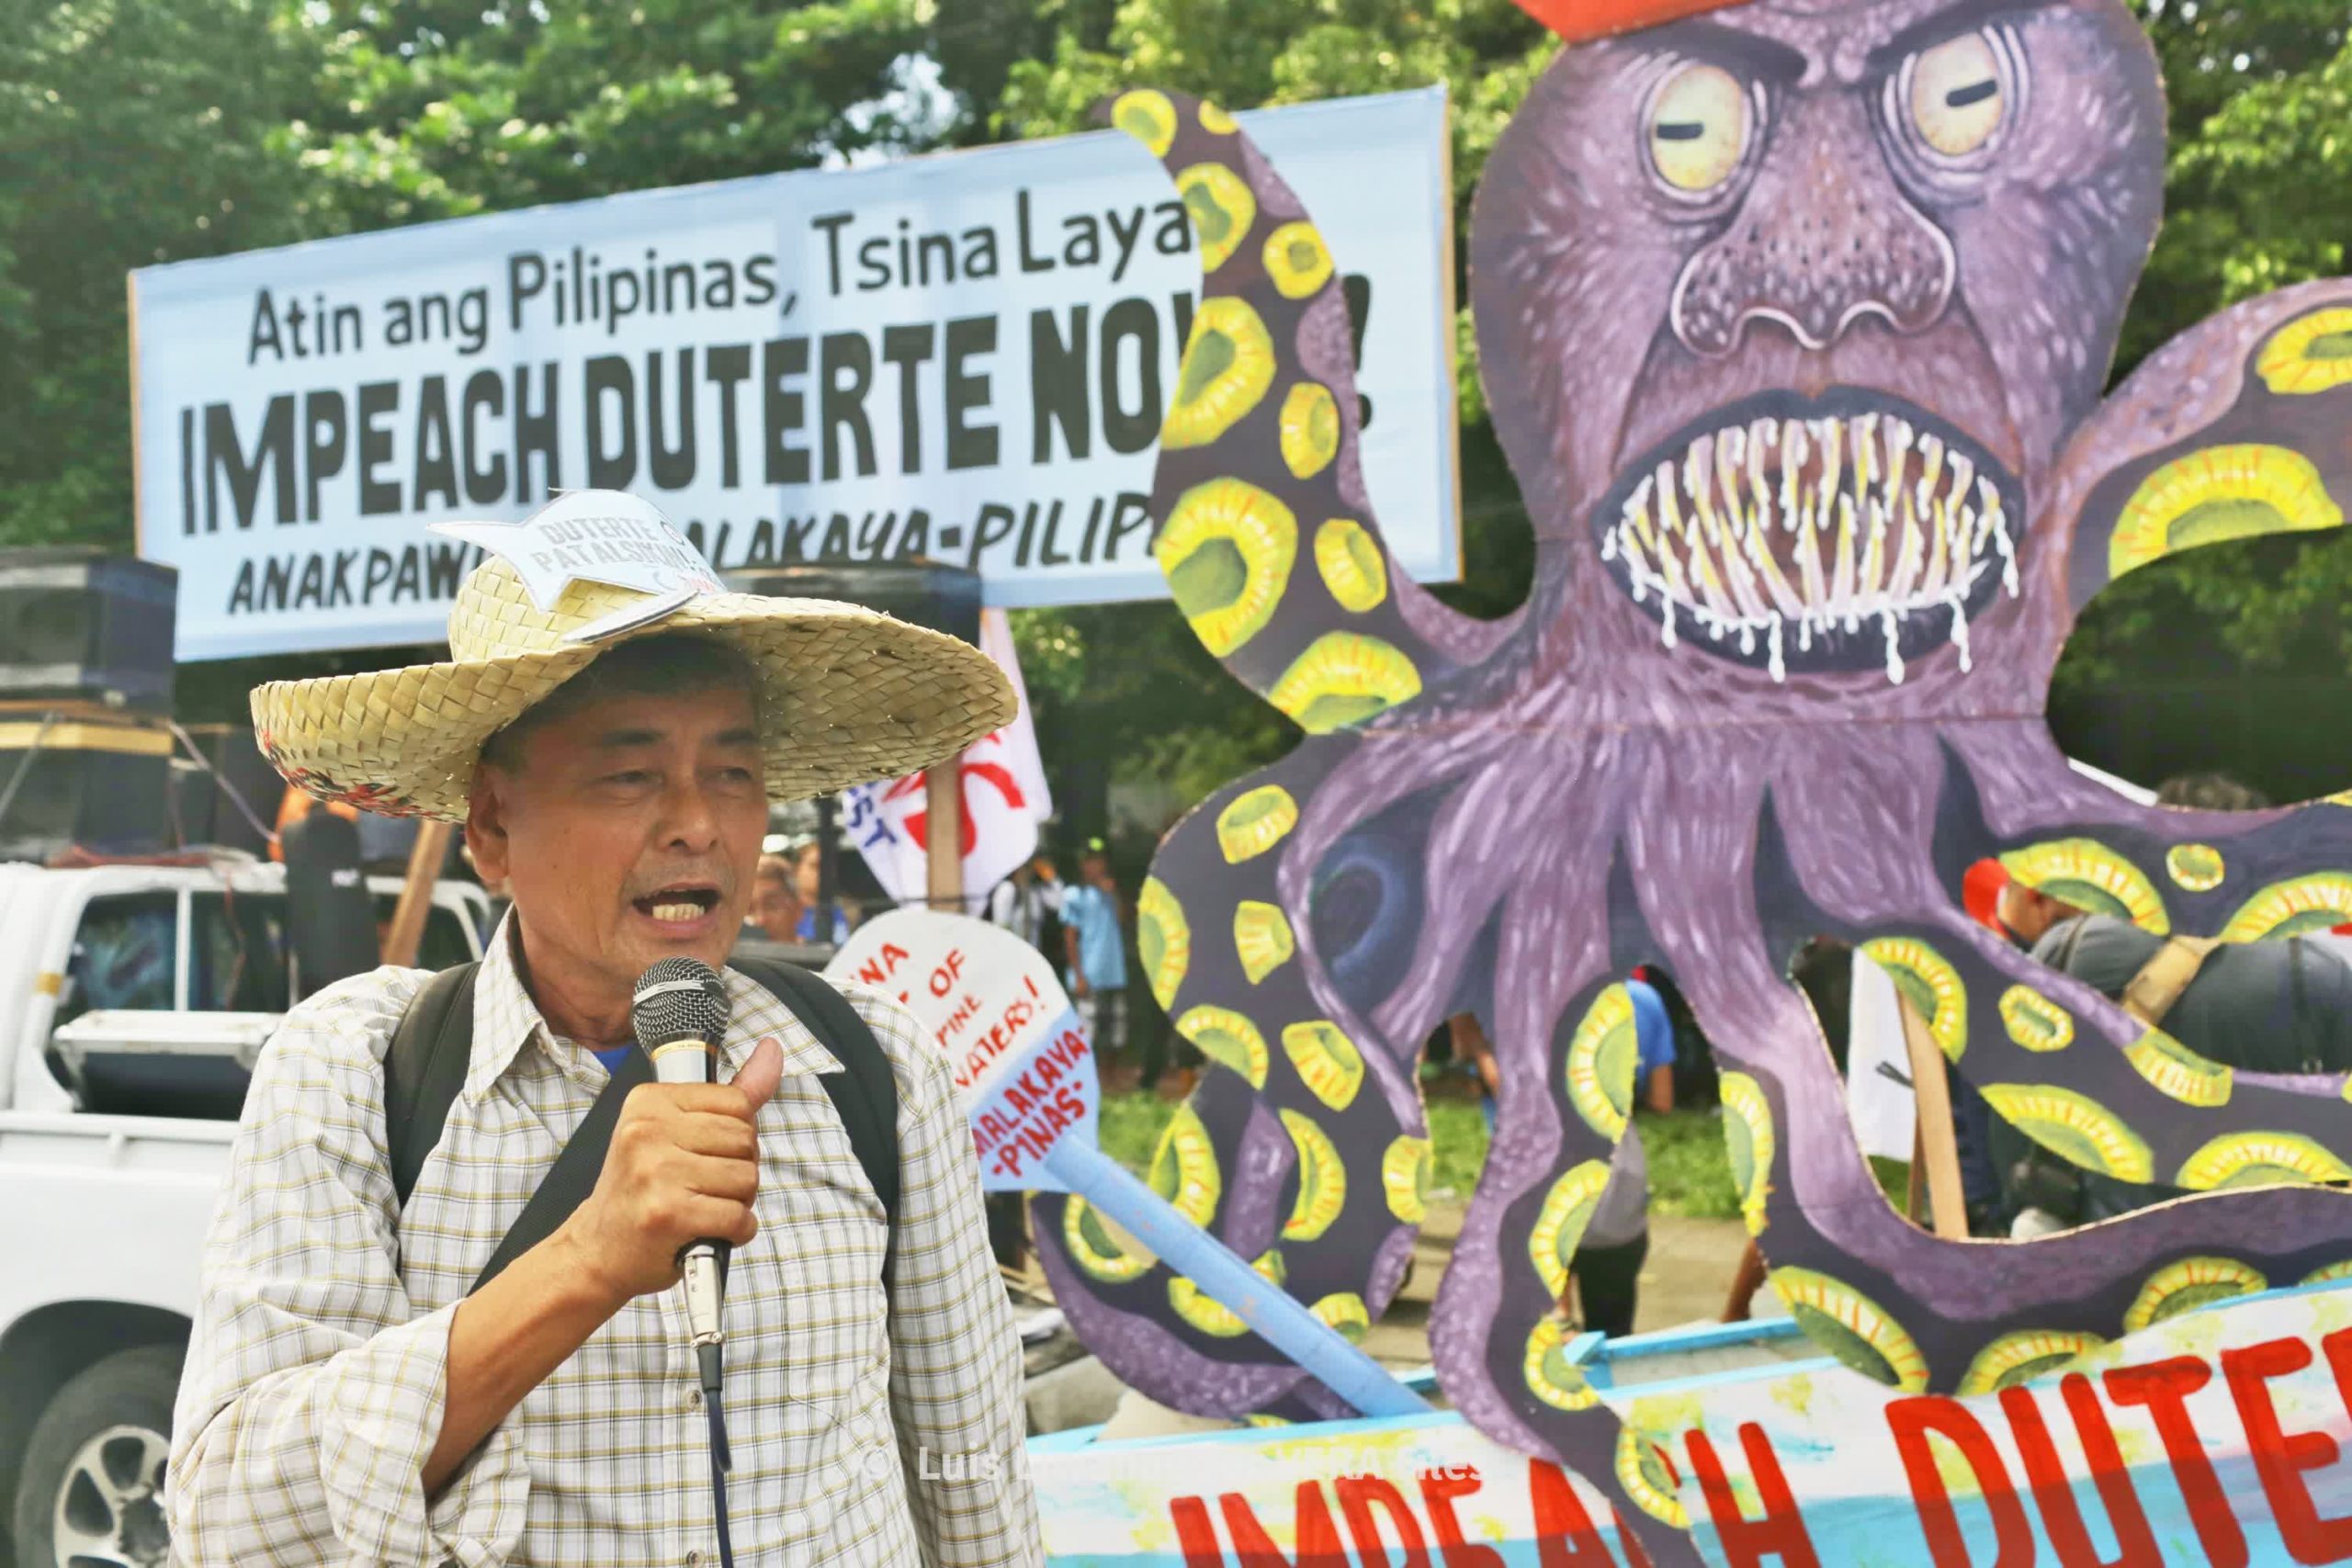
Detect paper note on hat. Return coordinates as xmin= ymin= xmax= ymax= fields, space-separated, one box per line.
xmin=433 ymin=491 xmax=724 ymax=641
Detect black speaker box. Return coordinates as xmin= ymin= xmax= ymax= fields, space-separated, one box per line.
xmin=172 ymin=721 xmax=283 ymax=854
xmin=724 ymin=560 xmax=981 ymax=644
xmin=0 ymin=719 xmax=172 ymax=859
xmin=0 ymin=548 xmax=178 ymax=714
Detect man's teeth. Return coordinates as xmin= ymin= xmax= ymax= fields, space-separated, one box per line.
xmin=648 ymin=900 xmax=707 ymax=922
xmin=1609 ymin=411 xmax=2018 ymax=685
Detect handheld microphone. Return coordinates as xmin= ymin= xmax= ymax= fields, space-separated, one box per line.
xmin=631 ymin=956 xmax=741 ymax=1558
xmin=631 ymin=957 xmax=735 ymax=1337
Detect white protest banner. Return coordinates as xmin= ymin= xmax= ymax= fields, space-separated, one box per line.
xmin=130 ymin=89 xmax=1457 ymax=660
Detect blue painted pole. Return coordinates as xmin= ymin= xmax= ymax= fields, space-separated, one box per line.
xmin=1043 ymin=1138 xmax=1433 ymax=1418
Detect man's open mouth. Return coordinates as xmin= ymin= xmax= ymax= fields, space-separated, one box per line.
xmin=1591 ymin=390 xmax=2023 ymax=683
xmin=634 ymin=886 xmax=721 ymax=925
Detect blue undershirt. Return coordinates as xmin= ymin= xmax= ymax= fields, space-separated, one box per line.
xmin=590 ymin=1044 xmax=634 ymax=1073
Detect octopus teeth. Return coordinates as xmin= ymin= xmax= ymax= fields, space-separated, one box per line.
xmin=1610 ymin=407 xmax=2018 ymax=683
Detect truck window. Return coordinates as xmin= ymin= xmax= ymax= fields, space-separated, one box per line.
xmin=61 ymin=892 xmax=179 ymax=1023
xmin=190 ymin=892 xmax=294 ymax=1013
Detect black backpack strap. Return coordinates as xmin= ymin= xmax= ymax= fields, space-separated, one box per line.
xmin=384 ymin=964 xmax=481 ymax=1213
xmin=469 ymin=1048 xmax=652 ymax=1293
xmin=733 ymin=957 xmax=901 ymax=1292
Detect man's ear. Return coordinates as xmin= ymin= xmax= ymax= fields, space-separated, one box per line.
xmin=466 ymin=769 xmax=511 ymax=886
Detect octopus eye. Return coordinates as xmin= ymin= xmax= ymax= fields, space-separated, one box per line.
xmin=2176 ymin=1130 xmax=2352 ymax=1191
xmin=1525 ymin=1317 xmax=1601 ymax=1411
xmin=1282 ymin=1021 xmax=1365 ymax=1111
xmin=1980 ymin=1083 xmax=2154 ymax=1182
xmin=1281 ymin=1109 xmax=1347 ymax=1241
xmin=1062 ymin=1196 xmax=1150 ymax=1284
xmin=1999 ymin=839 xmax=2169 ymax=932
xmin=2220 ymin=872 xmax=2352 ymax=942
xmin=2124 ymin=1257 xmax=2267 ymax=1333
xmin=1769 ymin=1266 xmax=1931 ymax=1392
xmin=1111 ymin=89 xmax=1179 ymax=157
xmin=1148 ymin=1103 xmax=1225 ymax=1225
xmin=1905 ymin=31 xmax=2009 ymax=159
xmin=2256 ymin=305 xmax=2352 ymax=395
xmin=1136 ymin=876 xmax=1192 ymax=1008
xmin=1155 ymin=476 xmax=1297 ymax=657
xmin=1174 ymin=1004 xmax=1272 ymax=1089
xmin=2108 ymin=444 xmax=2344 ymax=581
xmin=1174 ymin=162 xmax=1258 ymax=274
xmin=1384 ymin=1134 xmax=1434 ymax=1223
xmin=1958 ymin=1330 xmax=2106 ymax=1396
xmin=1564 ymin=984 xmax=1641 ymax=1140
xmin=1646 ymin=62 xmax=1751 ymax=194
xmin=2305 ymin=1260 xmax=2352 ymax=1286
xmin=1215 ymin=784 xmax=1299 ymax=863
xmin=1529 ymin=1160 xmax=1614 ymax=1298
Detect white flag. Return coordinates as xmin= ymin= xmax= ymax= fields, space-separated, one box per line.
xmin=842 ymin=608 xmax=1050 ymax=912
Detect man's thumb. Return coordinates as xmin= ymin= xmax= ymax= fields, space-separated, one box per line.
xmin=730 ymin=1036 xmax=786 ymax=1108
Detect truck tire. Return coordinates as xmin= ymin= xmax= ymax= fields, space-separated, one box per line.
xmin=11 ymin=1344 xmax=185 ymax=1568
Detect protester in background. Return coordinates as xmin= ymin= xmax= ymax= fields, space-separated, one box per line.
xmin=269 ymin=782 xmax=356 ymax=863
xmin=989 ymin=852 xmax=1062 ymax=952
xmin=747 ymin=851 xmax=804 ymax=942
xmin=790 ymin=839 xmax=852 ymax=943
xmin=1061 ymin=837 xmax=1129 ymax=1067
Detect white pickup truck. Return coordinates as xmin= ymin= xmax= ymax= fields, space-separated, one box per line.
xmin=0 ymin=858 xmax=490 ymax=1568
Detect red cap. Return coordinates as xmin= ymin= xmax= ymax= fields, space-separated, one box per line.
xmin=1512 ymin=0 xmax=1747 ymax=42
xmin=1962 ymin=859 xmax=2008 ymax=932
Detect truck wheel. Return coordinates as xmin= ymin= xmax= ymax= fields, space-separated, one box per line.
xmin=11 ymin=1344 xmax=185 ymax=1568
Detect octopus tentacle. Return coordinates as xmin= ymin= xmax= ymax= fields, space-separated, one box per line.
xmin=1101 ymin=89 xmax=1493 ymax=728
xmin=1428 ymin=737 xmax=1705 ymax=1565
xmin=1031 ymin=735 xmax=1433 ymax=1419
xmin=2045 ymin=280 xmax=2352 ymax=620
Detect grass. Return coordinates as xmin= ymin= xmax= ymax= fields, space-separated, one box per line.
xmin=1097 ymin=1089 xmax=1916 ymax=1218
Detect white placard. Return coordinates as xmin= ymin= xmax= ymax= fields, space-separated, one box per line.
xmin=130 ymin=89 xmax=1458 ymax=660
xmin=826 ymin=908 xmax=1095 ymax=1193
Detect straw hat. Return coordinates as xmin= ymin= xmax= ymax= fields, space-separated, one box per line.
xmin=250 ymin=492 xmax=1016 ymax=824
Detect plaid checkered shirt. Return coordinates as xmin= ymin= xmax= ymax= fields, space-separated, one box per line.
xmin=164 ymin=917 xmax=1042 ymax=1566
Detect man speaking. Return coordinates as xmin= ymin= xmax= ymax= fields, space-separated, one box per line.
xmin=164 ymin=492 xmax=1042 ymax=1565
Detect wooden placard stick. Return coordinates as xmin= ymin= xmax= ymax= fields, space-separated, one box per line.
xmin=1894 ymin=993 xmax=1970 ymax=1239
xmin=380 ymin=819 xmax=452 ymax=967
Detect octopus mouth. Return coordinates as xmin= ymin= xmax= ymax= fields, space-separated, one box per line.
xmin=1591 ymin=390 xmax=2023 ymax=683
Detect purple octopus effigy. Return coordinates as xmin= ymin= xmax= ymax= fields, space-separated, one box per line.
xmin=1026 ymin=0 xmax=2352 ymax=1557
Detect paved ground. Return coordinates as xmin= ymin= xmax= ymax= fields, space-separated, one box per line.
xmin=1359 ymin=1201 xmax=1770 ymax=1370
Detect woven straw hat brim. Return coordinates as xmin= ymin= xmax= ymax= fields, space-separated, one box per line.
xmin=250 ymin=592 xmax=1016 ymax=823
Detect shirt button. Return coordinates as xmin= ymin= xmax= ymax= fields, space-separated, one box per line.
xmin=686 ymin=1388 xmax=702 ymax=1409
xmin=686 ymin=1551 xmax=700 ymax=1566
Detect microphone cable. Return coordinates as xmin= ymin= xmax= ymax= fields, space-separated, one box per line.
xmin=635 ymin=957 xmax=745 ymax=1568
xmin=696 ymin=1323 xmax=737 ymax=1568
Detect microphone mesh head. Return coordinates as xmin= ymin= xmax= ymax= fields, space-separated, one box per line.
xmin=632 ymin=957 xmax=730 ymax=1048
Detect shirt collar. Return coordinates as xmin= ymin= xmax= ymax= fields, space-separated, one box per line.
xmin=463 ymin=910 xmax=842 ymax=1102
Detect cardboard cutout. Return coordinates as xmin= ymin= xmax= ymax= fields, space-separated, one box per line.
xmin=1032 ymin=9 xmax=2352 ymax=1560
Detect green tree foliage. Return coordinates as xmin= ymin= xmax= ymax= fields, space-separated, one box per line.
xmin=6 ymin=0 xmax=2348 ymax=800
